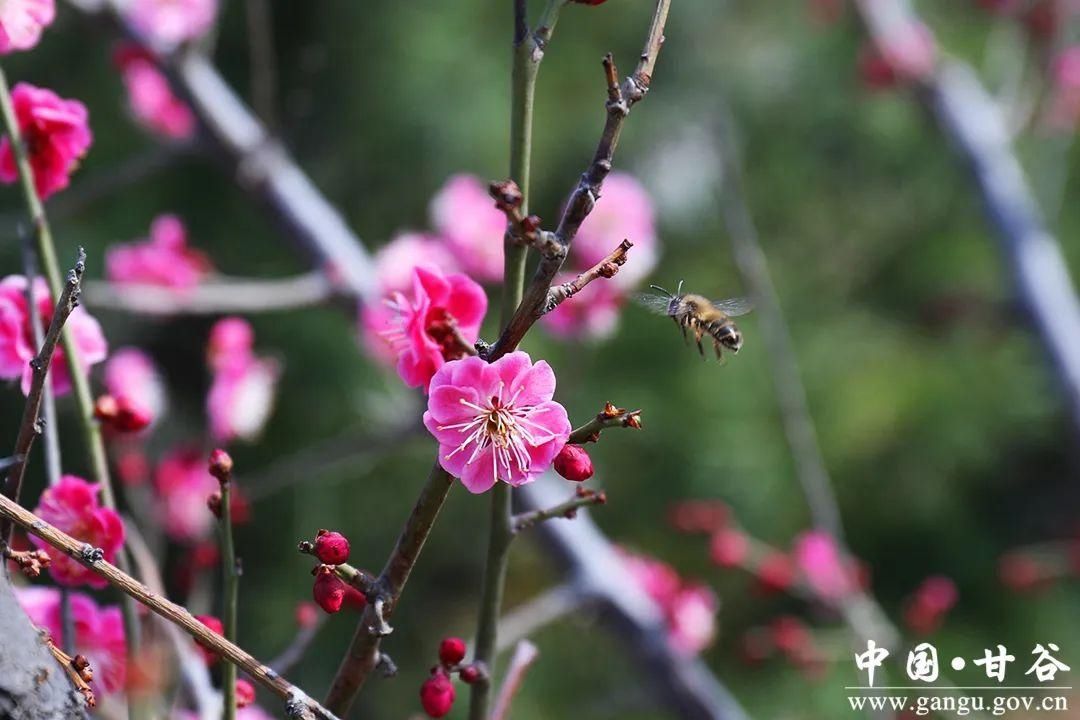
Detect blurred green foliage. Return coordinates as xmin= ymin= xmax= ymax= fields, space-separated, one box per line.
xmin=1 ymin=1 xmax=1079 ymax=718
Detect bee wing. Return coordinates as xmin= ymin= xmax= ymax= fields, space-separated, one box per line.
xmin=711 ymin=297 xmax=754 ymax=317
xmin=635 ymin=292 xmax=674 ymax=316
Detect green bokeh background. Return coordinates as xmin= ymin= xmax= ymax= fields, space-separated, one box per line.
xmin=1 ymin=1 xmax=1078 ymax=718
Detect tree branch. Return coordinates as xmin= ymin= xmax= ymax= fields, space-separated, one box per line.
xmin=488 ymin=0 xmax=672 ymax=360
xmin=545 ymin=239 xmax=632 ymax=310
xmin=84 ymin=272 xmax=338 ymax=316
xmin=568 ymin=402 xmax=642 ymax=445
xmin=512 ymin=487 xmax=606 ymax=534
xmin=323 ymin=463 xmax=454 ymax=715
xmin=0 ymin=491 xmax=340 ymax=720
xmin=490 ymin=640 xmax=539 ymax=720
xmin=1 ymin=248 xmax=84 ymax=546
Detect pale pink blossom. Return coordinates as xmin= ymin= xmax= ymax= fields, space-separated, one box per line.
xmin=430 ymin=174 xmax=506 ymax=282
xmin=31 ymin=475 xmax=125 ymax=589
xmin=206 ymin=317 xmax=279 ymax=443
xmin=126 ymin=0 xmax=217 ymax=47
xmin=0 ymin=0 xmax=54 ymax=53
xmin=620 ymin=548 xmax=718 ymax=655
xmin=115 ymin=45 xmax=196 ymax=140
xmin=154 ymin=446 xmax=217 ymax=541
xmin=667 ymin=583 xmax=719 ymax=655
xmin=540 ymin=275 xmax=625 ymax=341
xmin=15 ymin=587 xmax=126 ymax=694
xmin=380 ymin=266 xmax=487 ymax=390
xmin=424 ymin=351 xmax=571 ymax=493
xmin=359 ymin=232 xmax=459 ymax=364
xmin=104 ymin=347 xmax=166 ymax=427
xmin=0 ymin=275 xmax=107 ymax=396
xmin=0 ymin=83 xmax=92 ymax=199
xmin=858 ymin=21 xmax=936 ymax=90
xmin=572 ymin=173 xmax=658 ymax=289
xmin=106 ymin=214 xmax=211 ymax=289
xmin=792 ymin=530 xmax=855 ymax=602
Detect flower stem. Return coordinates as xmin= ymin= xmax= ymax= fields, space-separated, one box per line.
xmin=220 ymin=481 xmax=239 ymax=720
xmin=0 ymin=61 xmax=143 ymax=713
xmin=470 ymin=4 xmax=562 ymax=718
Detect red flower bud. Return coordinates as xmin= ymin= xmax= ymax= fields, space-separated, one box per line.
xmin=419 ymin=669 xmax=455 ymax=718
xmin=93 ymin=394 xmax=119 ymax=423
xmin=755 ymin=552 xmax=795 ymax=594
xmin=709 ymin=528 xmax=748 ymax=568
xmin=207 ymin=492 xmax=223 ymax=518
xmin=208 ymin=448 xmax=233 ymax=483
xmin=295 ymin=601 xmax=319 ymax=629
xmin=459 ymin=664 xmax=481 ymax=684
xmin=770 ymin=615 xmax=811 ymax=657
xmin=313 ymin=529 xmax=350 ymax=565
xmin=313 ymin=566 xmax=346 ymax=614
xmin=553 ymin=444 xmax=594 ymax=482
xmin=438 ymin=637 xmax=466 ymax=666
xmin=343 ymin=584 xmax=367 ymax=611
xmin=235 ymin=679 xmax=256 ymax=708
xmin=193 ymin=615 xmax=223 ymax=665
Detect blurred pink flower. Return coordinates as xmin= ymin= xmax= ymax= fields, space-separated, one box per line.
xmin=430 ymin=174 xmax=505 ymax=282
xmin=206 ymin=317 xmax=279 ymax=442
xmin=106 ymin=214 xmax=211 ymax=289
xmin=31 ymin=475 xmax=124 ymax=589
xmin=572 ymin=173 xmax=658 ymax=290
xmin=424 ymin=351 xmax=571 ymax=493
xmin=115 ymin=45 xmax=196 ymax=140
xmin=1042 ymin=46 xmax=1080 ymax=131
xmin=126 ymin=0 xmax=217 ymax=46
xmin=15 ymin=586 xmax=126 ymax=694
xmin=154 ymin=446 xmax=216 ymax=541
xmin=792 ymin=530 xmax=855 ymax=602
xmin=380 ymin=266 xmax=487 ymax=390
xmin=620 ymin=548 xmax=717 ymax=655
xmin=104 ymin=347 xmax=166 ymax=427
xmin=0 ymin=275 xmax=107 ymax=396
xmin=0 ymin=0 xmax=54 ymax=53
xmin=858 ymin=22 xmax=936 ymax=90
xmin=904 ymin=574 xmax=958 ymax=635
xmin=540 ymin=275 xmax=625 ymax=341
xmin=359 ymin=232 xmax=459 ymax=364
xmin=0 ymin=83 xmax=91 ymax=199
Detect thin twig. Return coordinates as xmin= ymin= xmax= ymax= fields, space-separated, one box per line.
xmin=512 ymin=487 xmax=606 ymax=534
xmin=488 ymin=0 xmax=672 ymax=360
xmin=495 ymin=584 xmax=582 ymax=654
xmin=0 ymin=491 xmax=341 ymax=720
xmin=269 ymin=618 xmax=325 ymax=676
xmin=545 ymin=239 xmax=632 ymax=311
xmin=217 ymin=464 xmax=239 ymax=720
xmin=323 ymin=463 xmax=454 ymax=715
xmin=1 ymin=248 xmax=85 ymax=546
xmin=568 ymin=402 xmax=642 ymax=445
xmin=84 ymin=272 xmax=338 ymax=316
xmin=490 ymin=640 xmax=540 ymax=720
xmin=244 ymin=0 xmax=278 ymax=130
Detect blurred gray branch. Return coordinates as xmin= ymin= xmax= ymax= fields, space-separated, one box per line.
xmin=854 ymin=0 xmax=1080 ymax=435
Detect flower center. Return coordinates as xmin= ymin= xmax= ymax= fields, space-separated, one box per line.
xmin=438 ymin=384 xmax=551 ymax=484
xmin=424 ymin=308 xmax=470 ymax=361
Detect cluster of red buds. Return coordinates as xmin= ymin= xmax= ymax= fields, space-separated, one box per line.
xmin=996 ymin=545 xmax=1080 ymax=594
xmin=298 ymin=529 xmax=365 ymax=614
xmin=902 ymin=575 xmax=958 ymax=635
xmin=93 ymin=394 xmax=152 ymax=433
xmin=235 ymin=678 xmax=256 ymax=708
xmin=5 ymin=547 xmax=51 ymax=577
xmin=419 ymin=637 xmax=483 ymax=718
xmin=740 ymin=615 xmax=827 ymax=678
xmin=193 ymin=614 xmax=224 ymax=665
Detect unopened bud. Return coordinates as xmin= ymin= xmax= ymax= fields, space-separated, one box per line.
xmin=208 ymin=448 xmax=233 ymax=483
xmin=554 ymin=444 xmax=594 ymax=482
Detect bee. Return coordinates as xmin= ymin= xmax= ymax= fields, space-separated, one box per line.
xmin=638 ymin=282 xmax=753 ymax=359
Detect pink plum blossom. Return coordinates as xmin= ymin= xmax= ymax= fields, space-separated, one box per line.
xmin=154 ymin=446 xmax=217 ymax=541
xmin=620 ymin=548 xmax=718 ymax=655
xmin=114 ymin=45 xmax=196 ymax=140
xmin=792 ymin=530 xmax=855 ymax=602
xmin=0 ymin=83 xmax=92 ymax=199
xmin=206 ymin=317 xmax=279 ymax=443
xmin=104 ymin=347 xmax=166 ymax=427
xmin=31 ymin=475 xmax=124 ymax=588
xmin=571 ymin=173 xmax=658 ymax=290
xmin=540 ymin=275 xmax=625 ymax=341
xmin=15 ymin=587 xmax=126 ymax=694
xmin=0 ymin=0 xmax=54 ymax=53
xmin=106 ymin=214 xmax=211 ymax=289
xmin=380 ymin=266 xmax=487 ymax=390
xmin=0 ymin=275 xmax=107 ymax=396
xmin=430 ymin=174 xmax=506 ymax=282
xmin=858 ymin=22 xmax=936 ymax=90
xmin=424 ymin=351 xmax=571 ymax=493
xmin=359 ymin=232 xmax=459 ymax=364
xmin=126 ymin=0 xmax=217 ymax=47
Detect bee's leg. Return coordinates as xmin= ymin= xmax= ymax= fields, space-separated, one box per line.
xmin=695 ymin=329 xmax=705 ymax=357
xmin=714 ymin=341 xmax=723 ymax=361
xmin=674 ymin=316 xmax=688 ymax=344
